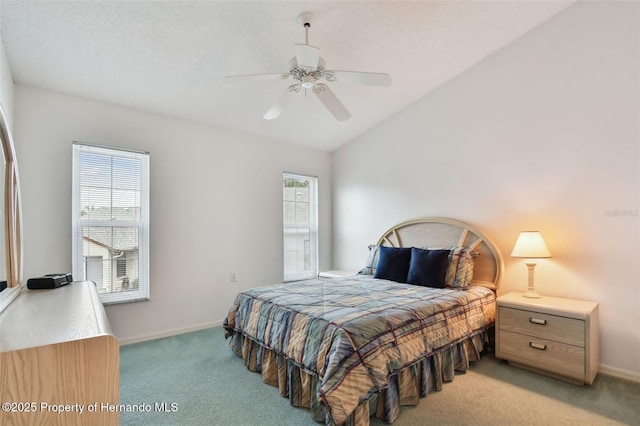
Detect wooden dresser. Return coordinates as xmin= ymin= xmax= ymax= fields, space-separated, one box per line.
xmin=496 ymin=291 xmax=599 ymax=385
xmin=0 ymin=281 xmax=119 ymax=425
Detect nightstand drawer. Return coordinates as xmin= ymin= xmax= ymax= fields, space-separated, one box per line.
xmin=498 ymin=330 xmax=584 ymax=380
xmin=499 ymin=306 xmax=585 ymax=347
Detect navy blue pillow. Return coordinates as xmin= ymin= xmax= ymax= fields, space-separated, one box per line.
xmin=373 ymin=246 xmax=412 ymax=283
xmin=407 ymin=248 xmax=451 ymax=288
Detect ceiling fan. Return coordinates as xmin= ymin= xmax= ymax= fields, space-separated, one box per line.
xmin=225 ymin=12 xmax=392 ymax=121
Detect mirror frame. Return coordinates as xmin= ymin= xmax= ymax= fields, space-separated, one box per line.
xmin=0 ymin=103 xmax=23 ymax=313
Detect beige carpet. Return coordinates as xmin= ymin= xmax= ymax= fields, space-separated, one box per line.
xmin=120 ymin=326 xmax=640 ymax=426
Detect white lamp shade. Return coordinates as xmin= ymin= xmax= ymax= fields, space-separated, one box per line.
xmin=511 ymin=231 xmax=552 ymax=258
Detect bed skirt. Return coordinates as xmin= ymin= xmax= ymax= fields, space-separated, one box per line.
xmin=227 ymin=331 xmax=487 ymax=426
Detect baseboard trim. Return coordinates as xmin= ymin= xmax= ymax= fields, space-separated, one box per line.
xmin=599 ymin=363 xmax=640 ymax=383
xmin=118 ymin=320 xmax=224 ymax=346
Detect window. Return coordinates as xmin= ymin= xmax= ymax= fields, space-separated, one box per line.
xmin=283 ymin=173 xmax=318 ymax=281
xmin=72 ymin=143 xmax=149 ymax=304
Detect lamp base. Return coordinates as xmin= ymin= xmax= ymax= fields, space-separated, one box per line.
xmin=522 ymin=262 xmax=541 ymax=298
xmin=522 ymin=289 xmax=541 ymax=298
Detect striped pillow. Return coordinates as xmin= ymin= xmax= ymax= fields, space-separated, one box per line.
xmin=358 ymin=244 xmax=380 ymax=275
xmin=427 ymin=246 xmax=477 ymax=288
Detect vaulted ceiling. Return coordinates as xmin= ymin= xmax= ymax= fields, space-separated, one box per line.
xmin=0 ymin=1 xmax=574 ymax=151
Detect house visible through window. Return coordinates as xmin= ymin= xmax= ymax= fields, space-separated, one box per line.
xmin=72 ymin=143 xmax=149 ymax=304
xmin=116 ymin=255 xmax=127 ymax=277
xmin=283 ymin=173 xmax=318 ymax=281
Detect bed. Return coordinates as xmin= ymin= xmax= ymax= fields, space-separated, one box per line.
xmin=223 ymin=217 xmax=503 ymax=425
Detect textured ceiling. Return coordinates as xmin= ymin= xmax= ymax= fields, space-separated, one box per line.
xmin=0 ymin=1 xmax=574 ymax=151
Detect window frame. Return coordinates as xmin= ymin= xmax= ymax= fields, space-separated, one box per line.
xmin=283 ymin=172 xmax=318 ymax=282
xmin=72 ymin=143 xmax=150 ymax=304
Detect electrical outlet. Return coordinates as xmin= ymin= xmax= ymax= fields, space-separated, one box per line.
xmin=230 ymin=272 xmax=237 ymax=282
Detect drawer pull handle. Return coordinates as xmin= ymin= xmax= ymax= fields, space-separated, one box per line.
xmin=529 ymin=317 xmax=547 ymax=325
xmin=529 ymin=342 xmax=547 ymax=351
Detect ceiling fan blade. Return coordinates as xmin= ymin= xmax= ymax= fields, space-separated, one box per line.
xmin=312 ymin=83 xmax=351 ymax=121
xmin=294 ymin=44 xmax=320 ymax=70
xmin=263 ymin=85 xmax=300 ymax=120
xmin=225 ymin=73 xmax=289 ymax=82
xmin=325 ymin=70 xmax=392 ymax=87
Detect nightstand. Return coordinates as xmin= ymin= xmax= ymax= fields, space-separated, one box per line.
xmin=496 ymin=291 xmax=599 ymax=385
xmin=318 ymin=270 xmax=357 ymax=279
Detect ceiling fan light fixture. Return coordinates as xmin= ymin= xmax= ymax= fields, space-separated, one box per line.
xmin=301 ymin=75 xmax=315 ymax=89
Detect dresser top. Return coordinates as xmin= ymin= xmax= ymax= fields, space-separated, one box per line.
xmin=0 ymin=281 xmax=113 ymax=353
xmin=497 ymin=291 xmax=598 ymax=319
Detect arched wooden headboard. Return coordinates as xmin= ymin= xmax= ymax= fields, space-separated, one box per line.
xmin=376 ymin=217 xmax=504 ymax=291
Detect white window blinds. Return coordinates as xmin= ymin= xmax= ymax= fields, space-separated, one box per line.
xmin=283 ymin=173 xmax=318 ymax=281
xmin=72 ymin=143 xmax=150 ymax=304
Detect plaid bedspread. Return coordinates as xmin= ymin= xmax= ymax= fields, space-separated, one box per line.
xmin=223 ymin=276 xmax=495 ymax=425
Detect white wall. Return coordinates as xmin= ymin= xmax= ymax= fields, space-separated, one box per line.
xmin=333 ymin=1 xmax=639 ymax=378
xmin=0 ymin=34 xmax=14 ymax=123
xmin=13 ymin=86 xmax=332 ymax=343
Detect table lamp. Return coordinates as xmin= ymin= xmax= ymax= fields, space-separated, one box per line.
xmin=511 ymin=231 xmax=551 ymax=298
